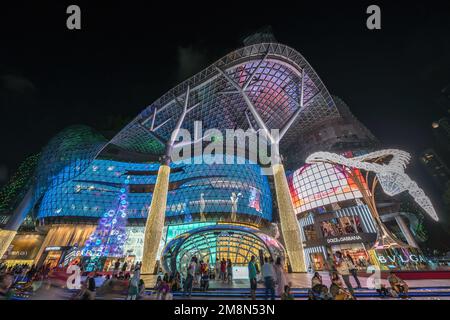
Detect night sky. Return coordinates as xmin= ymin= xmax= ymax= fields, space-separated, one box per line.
xmin=1 ymin=1 xmax=450 ymax=189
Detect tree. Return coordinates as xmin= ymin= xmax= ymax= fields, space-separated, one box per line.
xmin=81 ymin=182 xmax=130 ymax=271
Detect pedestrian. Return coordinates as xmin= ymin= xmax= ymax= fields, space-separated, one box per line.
xmin=215 ymin=258 xmax=220 ymax=280
xmin=346 ymin=253 xmax=362 ymax=289
xmin=334 ymin=251 xmax=355 ymax=298
xmin=311 ymin=272 xmax=324 ymax=296
xmin=170 ymin=272 xmax=181 ymax=292
xmin=113 ymin=260 xmax=120 ymax=276
xmin=255 ymin=259 xmax=261 ymax=282
xmin=83 ymin=272 xmax=96 ymax=300
xmin=220 ymin=258 xmax=227 ymax=282
xmin=325 ymin=251 xmax=336 ymax=282
xmin=330 ymin=272 xmax=353 ymax=300
xmin=226 ymin=259 xmax=233 ymax=283
xmin=183 ymin=257 xmax=197 ymax=297
xmin=127 ymin=268 xmax=140 ymax=300
xmin=388 ymin=271 xmax=409 ymax=298
xmin=137 ymin=279 xmax=146 ymax=299
xmin=248 ymin=255 xmax=257 ymax=300
xmin=262 ymin=256 xmax=275 ymax=300
xmin=194 ymin=258 xmax=201 ymax=288
xmin=157 ymin=279 xmax=170 ymax=300
xmin=281 ymin=284 xmax=294 ymax=300
xmin=274 ymin=257 xmax=287 ymax=298
xmin=200 ymin=261 xmax=209 ymax=291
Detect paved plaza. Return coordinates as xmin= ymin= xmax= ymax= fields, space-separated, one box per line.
xmin=139 ymin=272 xmax=450 ymax=300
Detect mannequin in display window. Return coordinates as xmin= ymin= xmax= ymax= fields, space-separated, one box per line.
xmin=199 ymin=193 xmax=206 ymax=222
xmin=230 ymin=192 xmax=241 ymax=222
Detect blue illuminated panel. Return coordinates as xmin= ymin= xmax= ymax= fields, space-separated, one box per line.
xmin=37 ymin=156 xmax=272 ymax=222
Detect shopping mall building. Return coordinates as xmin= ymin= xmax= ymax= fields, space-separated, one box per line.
xmin=0 ymin=34 xmax=438 ymax=275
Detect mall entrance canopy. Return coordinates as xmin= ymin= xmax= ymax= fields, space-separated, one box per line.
xmin=161 ymin=224 xmax=285 ymax=277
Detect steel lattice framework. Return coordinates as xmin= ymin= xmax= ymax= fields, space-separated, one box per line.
xmin=106 ymin=43 xmax=340 ymax=156
xmin=161 ymin=224 xmax=286 ymax=278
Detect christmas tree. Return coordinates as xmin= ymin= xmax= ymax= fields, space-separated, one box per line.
xmin=81 ymin=179 xmax=130 ymax=271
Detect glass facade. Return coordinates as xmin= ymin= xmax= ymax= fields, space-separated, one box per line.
xmin=37 ymin=156 xmax=272 ymax=223
xmin=288 ymin=162 xmax=367 ymax=213
xmin=34 ymin=125 xmax=107 ymax=203
xmin=162 ymin=225 xmax=285 ymax=278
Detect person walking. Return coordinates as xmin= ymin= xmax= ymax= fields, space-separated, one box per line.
xmin=220 ymin=258 xmax=227 ymax=282
xmin=262 ymin=257 xmax=275 ymax=300
xmin=127 ymin=267 xmax=141 ymax=300
xmin=84 ymin=272 xmax=96 ymax=300
xmin=334 ymin=251 xmax=355 ymax=298
xmin=226 ymin=259 xmax=233 ymax=284
xmin=248 ymin=256 xmax=258 ymax=300
xmin=325 ymin=251 xmax=336 ymax=282
xmin=183 ymin=257 xmax=197 ymax=297
xmin=274 ymin=257 xmax=287 ymax=298
xmin=346 ymin=253 xmax=362 ymax=289
xmin=194 ymin=258 xmax=201 ymax=289
xmin=200 ymin=261 xmax=209 ymax=291
xmin=121 ymin=261 xmax=128 ymax=273
xmin=113 ymin=260 xmax=120 ymax=277
xmin=137 ymin=279 xmax=146 ymax=300
xmin=215 ymin=258 xmax=220 ymax=280
xmin=170 ymin=272 xmax=181 ymax=292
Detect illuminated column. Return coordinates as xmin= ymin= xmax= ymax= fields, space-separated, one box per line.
xmin=272 ymin=163 xmax=306 ymax=272
xmin=141 ymin=165 xmax=171 ymax=273
xmin=141 ymin=86 xmax=199 ymax=274
xmin=215 ymin=62 xmax=310 ymax=273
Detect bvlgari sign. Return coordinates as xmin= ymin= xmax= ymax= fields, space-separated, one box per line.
xmin=376 ymin=253 xmax=427 ymax=264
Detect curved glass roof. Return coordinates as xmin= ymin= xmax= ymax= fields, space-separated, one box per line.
xmin=161 ymin=224 xmax=285 ymax=277
xmin=106 ymin=42 xmax=340 ymax=157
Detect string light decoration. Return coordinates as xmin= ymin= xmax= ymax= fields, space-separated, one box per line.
xmin=306 ymin=149 xmax=438 ymax=250
xmin=305 ymin=149 xmax=438 ymax=221
xmin=81 ymin=178 xmax=130 ymax=270
xmin=0 ymin=154 xmax=40 ymax=214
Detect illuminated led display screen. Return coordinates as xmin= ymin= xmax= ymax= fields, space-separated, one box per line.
xmin=288 ymin=162 xmax=367 ymax=213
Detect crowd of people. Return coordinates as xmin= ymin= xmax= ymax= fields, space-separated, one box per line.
xmin=1 ymin=253 xmax=412 ymax=300
xmin=307 ymin=250 xmax=410 ymax=300
xmin=247 ymin=255 xmax=293 ymax=300
xmin=0 ymin=262 xmax=55 ymax=299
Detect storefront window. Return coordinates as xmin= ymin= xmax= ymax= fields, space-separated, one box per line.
xmin=320 ymin=216 xmax=363 ymax=238
xmin=331 ymin=243 xmax=369 ymax=269
xmin=303 ymin=225 xmax=317 ymax=241
xmin=310 ymin=252 xmax=325 ymax=271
